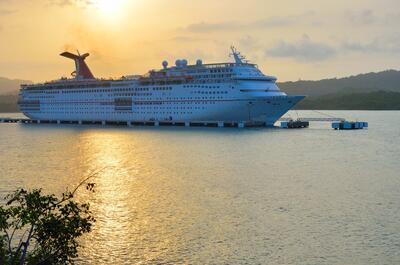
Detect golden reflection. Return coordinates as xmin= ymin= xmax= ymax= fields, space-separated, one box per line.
xmin=74 ymin=130 xmax=182 ymax=264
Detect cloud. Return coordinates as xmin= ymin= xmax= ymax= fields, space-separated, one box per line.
xmin=184 ymin=21 xmax=240 ymax=32
xmin=342 ymin=10 xmax=400 ymax=28
xmin=342 ymin=36 xmax=400 ymax=53
xmin=48 ymin=0 xmax=74 ymax=6
xmin=255 ymin=11 xmax=316 ymax=27
xmin=0 ymin=9 xmax=16 ymax=15
xmin=47 ymin=0 xmax=94 ymax=7
xmin=236 ymin=35 xmax=262 ymax=51
xmin=183 ymin=10 xmax=399 ymax=34
xmin=345 ymin=9 xmax=375 ymax=25
xmin=168 ymin=36 xmax=209 ymax=43
xmin=383 ymin=12 xmax=400 ymax=25
xmin=182 ymin=12 xmax=316 ymax=33
xmin=342 ymin=41 xmax=378 ymax=52
xmin=266 ymin=35 xmax=336 ymax=62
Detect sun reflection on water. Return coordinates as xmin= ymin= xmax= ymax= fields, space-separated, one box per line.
xmin=74 ymin=130 xmax=182 ymax=264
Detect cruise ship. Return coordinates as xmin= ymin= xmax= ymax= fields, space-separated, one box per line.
xmin=18 ymin=47 xmax=304 ymax=126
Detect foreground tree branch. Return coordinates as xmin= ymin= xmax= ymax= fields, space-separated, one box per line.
xmin=0 ymin=171 xmax=100 ymax=265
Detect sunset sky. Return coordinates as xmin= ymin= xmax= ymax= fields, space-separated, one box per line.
xmin=0 ymin=0 xmax=399 ymax=82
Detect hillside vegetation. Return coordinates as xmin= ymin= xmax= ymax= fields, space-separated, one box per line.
xmin=278 ymin=70 xmax=400 ymax=110
xmin=278 ymin=70 xmax=400 ymax=97
xmin=0 ymin=95 xmax=18 ymax=112
xmin=0 ymin=77 xmax=31 ymax=95
xmin=295 ymin=91 xmax=400 ymax=110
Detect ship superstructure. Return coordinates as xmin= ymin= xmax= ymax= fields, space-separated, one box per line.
xmin=18 ymin=47 xmax=304 ymax=126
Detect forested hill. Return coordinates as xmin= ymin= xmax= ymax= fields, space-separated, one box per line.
xmin=278 ymin=70 xmax=400 ymax=97
xmin=277 ymin=70 xmax=400 ymax=110
xmin=0 ymin=77 xmax=31 ymax=95
xmin=0 ymin=77 xmax=31 ymax=112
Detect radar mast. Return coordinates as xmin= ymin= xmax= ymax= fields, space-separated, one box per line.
xmin=230 ymin=46 xmax=249 ymax=64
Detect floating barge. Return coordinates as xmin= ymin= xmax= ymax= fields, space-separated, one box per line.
xmin=332 ymin=121 xmax=368 ymax=130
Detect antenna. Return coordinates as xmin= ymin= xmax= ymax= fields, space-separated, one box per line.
xmin=230 ymin=46 xmax=249 ymax=64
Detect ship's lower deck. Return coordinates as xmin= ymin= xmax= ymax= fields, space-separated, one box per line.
xmin=21 ymin=96 xmax=304 ymax=126
xmin=1 ymin=117 xmax=271 ymax=128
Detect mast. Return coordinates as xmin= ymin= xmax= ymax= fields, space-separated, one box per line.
xmin=230 ymin=46 xmax=248 ymax=64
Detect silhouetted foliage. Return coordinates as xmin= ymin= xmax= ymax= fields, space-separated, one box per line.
xmin=0 ymin=177 xmax=96 ymax=265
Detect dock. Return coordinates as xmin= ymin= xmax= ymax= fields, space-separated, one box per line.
xmin=0 ymin=118 xmax=268 ymax=128
xmin=1 ymin=116 xmax=369 ymax=130
xmin=280 ymin=117 xmax=346 ymax=122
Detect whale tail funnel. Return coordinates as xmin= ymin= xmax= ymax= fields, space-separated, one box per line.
xmin=60 ymin=51 xmax=95 ymax=79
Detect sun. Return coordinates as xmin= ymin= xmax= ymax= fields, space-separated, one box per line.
xmin=95 ymin=0 xmax=125 ymax=17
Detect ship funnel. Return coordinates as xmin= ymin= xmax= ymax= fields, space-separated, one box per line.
xmin=60 ymin=51 xmax=95 ymax=79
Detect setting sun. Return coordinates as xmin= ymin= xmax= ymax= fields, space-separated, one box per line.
xmin=95 ymin=0 xmax=126 ymax=17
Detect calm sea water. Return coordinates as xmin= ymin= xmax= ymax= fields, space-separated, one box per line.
xmin=0 ymin=111 xmax=399 ymax=264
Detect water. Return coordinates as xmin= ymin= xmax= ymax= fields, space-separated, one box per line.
xmin=0 ymin=111 xmax=399 ymax=264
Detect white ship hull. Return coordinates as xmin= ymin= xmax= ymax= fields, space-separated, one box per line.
xmin=22 ymin=95 xmax=303 ymax=126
